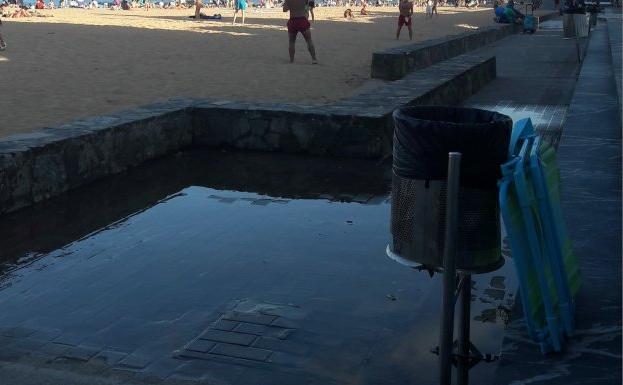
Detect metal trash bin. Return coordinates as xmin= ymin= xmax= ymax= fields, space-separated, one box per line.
xmin=389 ymin=106 xmax=512 ymax=273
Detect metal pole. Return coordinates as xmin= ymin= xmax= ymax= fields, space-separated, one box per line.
xmin=439 ymin=152 xmax=462 ymax=385
xmin=457 ymin=273 xmax=471 ymax=385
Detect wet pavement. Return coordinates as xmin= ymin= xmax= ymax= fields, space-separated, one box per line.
xmin=491 ymin=21 xmax=622 ymax=385
xmin=465 ymin=27 xmax=582 ymax=148
xmin=0 ymin=150 xmax=517 ymax=385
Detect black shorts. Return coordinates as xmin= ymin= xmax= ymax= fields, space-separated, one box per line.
xmin=308 ymin=0 xmax=315 ymax=7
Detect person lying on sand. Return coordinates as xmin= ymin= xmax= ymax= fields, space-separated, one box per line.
xmin=189 ymin=12 xmax=222 ymax=18
xmin=396 ymin=0 xmax=413 ymax=40
xmin=343 ymin=7 xmax=353 ymax=18
xmin=2 ymin=6 xmax=32 ymax=18
xmin=283 ymin=0 xmax=318 ymax=64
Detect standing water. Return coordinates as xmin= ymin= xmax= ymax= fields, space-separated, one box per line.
xmin=0 ymin=150 xmax=517 ymax=385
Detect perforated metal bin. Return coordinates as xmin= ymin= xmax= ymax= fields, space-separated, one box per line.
xmin=388 ymin=106 xmax=512 ymax=274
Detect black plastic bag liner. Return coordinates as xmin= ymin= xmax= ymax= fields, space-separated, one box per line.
xmin=392 ymin=106 xmax=512 ymax=188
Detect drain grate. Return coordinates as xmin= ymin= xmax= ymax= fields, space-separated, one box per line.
xmin=175 ymin=300 xmax=302 ymax=364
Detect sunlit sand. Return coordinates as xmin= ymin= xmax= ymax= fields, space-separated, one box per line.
xmin=0 ymin=6 xmax=503 ymax=136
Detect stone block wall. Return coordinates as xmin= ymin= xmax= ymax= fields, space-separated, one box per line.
xmin=191 ymin=102 xmax=389 ymax=159
xmin=0 ymin=105 xmax=194 ymax=214
xmin=0 ymin=52 xmax=496 ymax=215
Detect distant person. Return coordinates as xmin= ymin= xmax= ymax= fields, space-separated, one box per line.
xmin=35 ymin=0 xmax=44 ymax=8
xmin=0 ymin=18 xmax=6 ymax=51
xmin=283 ymin=0 xmax=318 ymax=64
xmin=344 ymin=7 xmax=353 ymax=17
xmin=232 ymin=0 xmax=246 ymax=24
xmin=194 ymin=0 xmax=203 ymax=17
xmin=305 ymin=0 xmax=314 ymax=20
xmin=396 ymin=0 xmax=413 ymax=40
xmin=360 ymin=1 xmax=369 ymax=14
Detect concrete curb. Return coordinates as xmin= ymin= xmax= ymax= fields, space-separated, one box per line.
xmin=604 ymin=15 xmax=622 ymax=117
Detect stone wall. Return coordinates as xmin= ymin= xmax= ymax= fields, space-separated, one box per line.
xmin=0 ymin=52 xmax=496 ymax=215
xmin=371 ymin=12 xmax=558 ymax=80
xmin=0 ymin=104 xmax=194 ymax=215
xmin=192 ymin=54 xmax=496 ymax=159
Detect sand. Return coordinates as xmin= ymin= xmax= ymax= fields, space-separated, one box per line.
xmin=0 ymin=6 xmax=502 ymax=137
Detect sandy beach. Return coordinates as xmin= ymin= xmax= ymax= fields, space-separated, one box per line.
xmin=1 ymin=6 xmax=505 ymax=136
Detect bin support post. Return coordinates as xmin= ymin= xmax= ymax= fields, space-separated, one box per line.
xmin=457 ymin=272 xmax=471 ymax=385
xmin=439 ymin=152 xmax=462 ymax=385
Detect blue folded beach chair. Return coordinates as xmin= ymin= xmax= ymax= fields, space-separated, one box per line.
xmin=499 ymin=118 xmax=581 ymax=354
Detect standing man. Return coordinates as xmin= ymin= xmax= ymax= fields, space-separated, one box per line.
xmin=396 ymin=0 xmax=413 ymax=40
xmin=283 ymin=0 xmax=318 ymax=64
xmin=232 ymin=0 xmax=247 ymax=25
xmin=306 ymin=0 xmax=315 ymax=21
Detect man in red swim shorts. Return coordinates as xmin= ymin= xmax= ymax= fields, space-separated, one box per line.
xmin=283 ymin=0 xmax=318 ymax=64
xmin=396 ymin=0 xmax=414 ymax=40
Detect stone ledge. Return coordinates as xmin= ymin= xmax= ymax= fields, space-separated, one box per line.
xmin=191 ymin=54 xmax=496 ymax=159
xmin=371 ymin=12 xmax=558 ymax=80
xmin=0 ymin=54 xmax=495 ymax=215
xmin=0 ymin=106 xmax=194 ymax=215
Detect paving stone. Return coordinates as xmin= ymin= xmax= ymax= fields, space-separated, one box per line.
xmin=199 ymin=330 xmax=257 ymax=346
xmin=210 ymin=343 xmax=272 ymax=362
xmin=252 ymin=337 xmax=310 ymax=356
xmin=233 ymin=323 xmax=269 ymax=336
xmin=93 ymin=349 xmax=128 ymax=366
xmin=0 ymin=326 xmax=37 ymax=338
xmin=212 ymin=319 xmax=239 ymax=331
xmin=186 ymin=339 xmax=216 ymax=353
xmin=117 ymin=353 xmax=152 ymax=370
xmin=62 ymin=345 xmax=101 ymax=361
xmin=37 ymin=342 xmax=72 ymax=357
xmin=52 ymin=333 xmax=84 ymax=346
xmin=142 ymin=357 xmax=185 ymax=379
xmin=175 ymin=349 xmax=211 ymax=361
xmin=223 ymin=311 xmax=277 ymax=326
xmin=28 ymin=328 xmax=62 ymax=343
xmin=171 ymin=360 xmax=244 ymax=383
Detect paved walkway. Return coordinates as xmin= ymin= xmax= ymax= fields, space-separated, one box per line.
xmin=465 ymin=21 xmax=582 ymax=147
xmin=482 ymin=19 xmax=622 ymax=385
